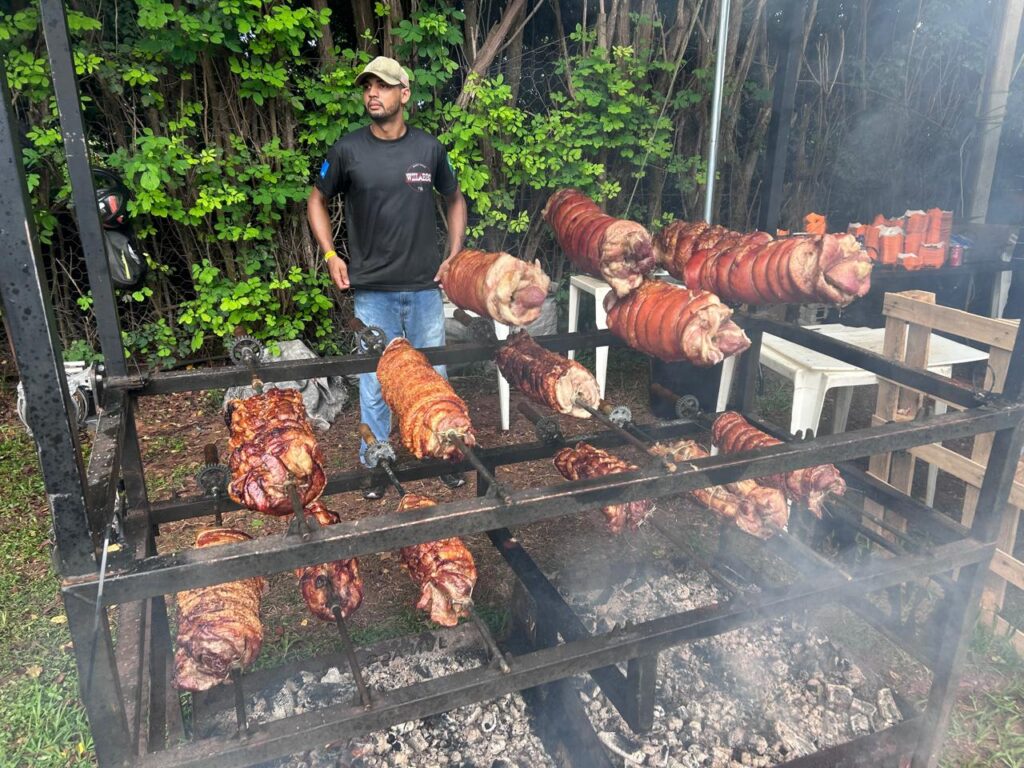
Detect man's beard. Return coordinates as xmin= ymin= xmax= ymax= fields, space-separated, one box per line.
xmin=368 ymin=101 xmax=401 ymax=122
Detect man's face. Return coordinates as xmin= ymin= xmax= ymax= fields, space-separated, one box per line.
xmin=362 ymin=75 xmax=409 ymax=122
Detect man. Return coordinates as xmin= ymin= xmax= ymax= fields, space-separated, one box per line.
xmin=307 ymin=56 xmax=468 ymax=498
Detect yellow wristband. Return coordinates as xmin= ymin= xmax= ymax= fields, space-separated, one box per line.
xmin=324 ymin=249 xmax=337 ymax=262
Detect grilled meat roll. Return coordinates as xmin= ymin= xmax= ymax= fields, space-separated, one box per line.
xmin=441 ymin=248 xmax=551 ymax=326
xmin=377 ymin=338 xmax=476 ymax=461
xmin=655 ymin=222 xmax=872 ymax=306
xmin=294 ymin=502 xmax=363 ymax=622
xmin=397 ymin=494 xmax=478 ymax=627
xmin=651 ymin=439 xmax=788 ymax=538
xmin=604 ymin=280 xmax=751 ymax=365
xmin=174 ymin=528 xmax=267 ymax=692
xmin=495 ymin=331 xmax=601 ymax=417
xmin=711 ymin=412 xmax=845 ymax=517
xmin=226 ymin=388 xmax=326 ymax=515
xmin=553 ymin=442 xmax=653 ymax=534
xmin=543 ymin=189 xmax=656 ymax=297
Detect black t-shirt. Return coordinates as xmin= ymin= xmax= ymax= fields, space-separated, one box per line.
xmin=315 ymin=126 xmax=458 ymax=291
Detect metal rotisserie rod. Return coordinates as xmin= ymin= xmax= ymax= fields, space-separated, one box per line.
xmin=230 ymin=667 xmax=248 ymax=735
xmin=204 ymin=443 xmax=225 ymax=526
xmin=358 ymin=424 xmax=406 ymax=497
xmin=516 ymin=401 xmax=564 ymax=443
xmin=285 ymin=482 xmax=315 ymax=538
xmin=574 ymin=397 xmax=673 ymax=470
xmin=446 ymin=433 xmax=509 ymax=502
xmin=461 ymin=600 xmax=511 ymax=673
xmin=317 ymin=575 xmax=373 ymax=708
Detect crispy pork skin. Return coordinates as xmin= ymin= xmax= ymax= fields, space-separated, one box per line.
xmin=495 ymin=332 xmax=600 ymax=417
xmin=377 ymin=338 xmax=476 ymax=461
xmin=441 ymin=248 xmax=551 ymax=326
xmin=397 ymin=494 xmax=478 ymax=627
xmin=553 ymin=442 xmax=653 ymax=534
xmin=174 ymin=528 xmax=267 ymax=691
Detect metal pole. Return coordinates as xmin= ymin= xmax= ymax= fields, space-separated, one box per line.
xmin=0 ymin=65 xmax=95 ymax=575
xmin=759 ymin=0 xmax=807 ymax=233
xmin=38 ymin=0 xmax=127 ymax=375
xmin=703 ymin=0 xmax=733 ymax=223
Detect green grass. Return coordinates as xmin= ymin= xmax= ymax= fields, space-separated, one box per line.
xmin=944 ymin=680 xmax=1024 ymax=767
xmin=0 ymin=422 xmax=94 ymax=767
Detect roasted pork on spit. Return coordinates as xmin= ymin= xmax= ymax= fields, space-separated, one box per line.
xmin=396 ymin=493 xmax=478 ymax=627
xmin=712 ymin=412 xmax=845 ymax=516
xmin=604 ymin=280 xmax=751 ymax=365
xmin=226 ymin=387 xmax=326 ymax=515
xmin=440 ymin=248 xmax=551 ymax=326
xmin=654 ymin=222 xmax=872 ymax=306
xmin=174 ymin=528 xmax=267 ymax=691
xmin=553 ymin=442 xmax=653 ymax=534
xmin=651 ymin=439 xmax=788 ymax=538
xmin=543 ymin=188 xmax=657 ymax=297
xmin=495 ymin=331 xmax=601 ymax=417
xmin=377 ymin=338 xmax=476 ymax=461
xmin=294 ymin=501 xmax=363 ymax=622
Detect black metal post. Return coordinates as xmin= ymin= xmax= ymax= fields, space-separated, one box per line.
xmin=624 ymin=653 xmax=658 ymax=732
xmin=39 ymin=0 xmax=127 ymax=374
xmin=731 ymin=328 xmax=763 ymax=413
xmin=758 ymin=0 xmax=807 ymax=233
xmin=0 ymin=67 xmax=96 ymax=574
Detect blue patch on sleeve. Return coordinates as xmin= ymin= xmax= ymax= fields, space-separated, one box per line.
xmin=320 ymin=160 xmax=329 ymax=178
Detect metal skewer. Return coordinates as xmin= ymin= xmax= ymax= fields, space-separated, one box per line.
xmin=574 ymin=397 xmax=675 ymax=471
xmin=284 ymin=481 xmax=318 ymax=538
xmin=443 ymin=432 xmax=511 ymax=502
xmin=359 ymin=424 xmax=406 ymax=497
xmin=316 ymin=575 xmax=373 ymax=708
xmin=457 ymin=599 xmax=511 ymax=673
xmin=230 ymin=667 xmax=249 ymax=736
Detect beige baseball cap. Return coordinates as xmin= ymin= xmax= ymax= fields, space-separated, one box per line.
xmin=355 ymin=56 xmax=411 ymax=89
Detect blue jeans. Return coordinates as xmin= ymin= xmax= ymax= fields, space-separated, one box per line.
xmin=355 ymin=288 xmax=447 ymax=464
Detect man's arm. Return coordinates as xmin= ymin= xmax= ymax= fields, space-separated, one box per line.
xmin=434 ymin=186 xmax=468 ymax=283
xmin=307 ymin=186 xmax=349 ymax=290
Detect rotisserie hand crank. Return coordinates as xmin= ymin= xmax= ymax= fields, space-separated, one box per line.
xmin=348 ymin=318 xmax=388 ymax=355
xmin=359 ymin=423 xmax=406 ymax=498
xmin=453 ymin=307 xmax=499 ymax=345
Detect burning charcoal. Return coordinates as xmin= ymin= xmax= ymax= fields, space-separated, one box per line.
xmin=598 ymin=731 xmax=646 ymax=763
xmin=774 ymin=720 xmax=816 ymax=758
xmin=406 ymin=732 xmax=428 ymax=753
xmin=480 ymin=712 xmax=498 ymax=734
xmin=876 ymin=688 xmax=902 ymax=724
xmin=851 ymin=698 xmax=877 ymax=719
xmin=270 ymin=688 xmax=297 ymax=720
xmin=840 ymin=659 xmax=866 ymax=688
xmin=320 ymin=667 xmax=344 ymax=684
xmin=850 ymin=713 xmax=871 ymax=735
xmin=825 ymin=683 xmax=853 ymax=710
xmin=750 ymin=735 xmax=768 ymax=755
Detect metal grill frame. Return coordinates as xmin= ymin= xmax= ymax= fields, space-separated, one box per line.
xmin=4 ymin=8 xmax=1024 ymax=767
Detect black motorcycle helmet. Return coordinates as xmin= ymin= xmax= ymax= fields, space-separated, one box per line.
xmin=93 ymin=167 xmax=130 ymax=229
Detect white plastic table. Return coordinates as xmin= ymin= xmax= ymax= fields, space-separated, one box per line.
xmin=718 ymin=324 xmax=990 ymax=503
xmin=442 ymin=302 xmax=512 ymax=430
xmin=567 ymin=274 xmax=613 ymax=399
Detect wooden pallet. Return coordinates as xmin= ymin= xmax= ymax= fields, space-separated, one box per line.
xmin=867 ymin=290 xmax=1024 ymax=652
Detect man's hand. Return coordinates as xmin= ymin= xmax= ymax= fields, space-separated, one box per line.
xmin=434 ymin=256 xmax=453 ymax=286
xmin=327 ymin=256 xmax=350 ymax=290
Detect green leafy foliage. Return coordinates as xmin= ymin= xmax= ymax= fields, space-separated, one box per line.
xmin=2 ymin=0 xmax=707 ymax=365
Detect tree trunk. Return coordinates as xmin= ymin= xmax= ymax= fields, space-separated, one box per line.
xmin=351 ymin=0 xmax=378 ymax=54
xmin=312 ymin=0 xmax=336 ymax=68
xmin=455 ymin=0 xmax=528 ymax=109
xmin=505 ymin=2 xmax=526 ymax=104
xmin=463 ymin=0 xmax=480 ymax=63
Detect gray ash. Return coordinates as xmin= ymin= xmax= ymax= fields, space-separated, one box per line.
xmin=562 ymin=565 xmax=905 ymax=767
